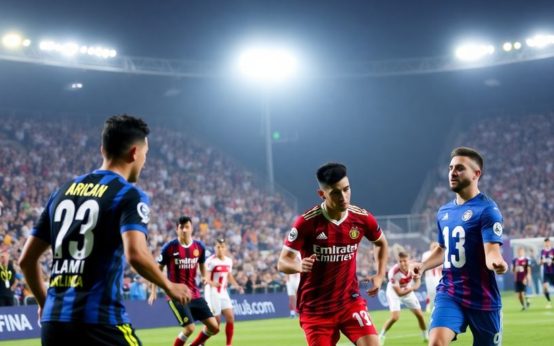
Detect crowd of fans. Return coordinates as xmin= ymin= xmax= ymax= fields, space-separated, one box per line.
xmin=422 ymin=112 xmax=554 ymax=239
xmin=1 ymin=111 xmax=552 ymax=305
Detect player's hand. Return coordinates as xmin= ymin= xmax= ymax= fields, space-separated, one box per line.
xmin=492 ymin=261 xmax=508 ymax=274
xmin=166 ymin=282 xmax=192 ymax=305
xmin=237 ymin=286 xmax=244 ymax=294
xmin=410 ymin=262 xmax=423 ymax=280
xmin=365 ymin=275 xmax=384 ymax=297
xmin=301 ymin=254 xmax=317 ymax=273
xmin=147 ymin=292 xmax=157 ymax=305
xmin=523 ymin=278 xmax=528 ymax=285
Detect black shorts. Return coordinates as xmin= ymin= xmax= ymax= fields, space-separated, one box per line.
xmin=41 ymin=321 xmax=141 ymax=346
xmin=514 ymin=281 xmax=526 ymax=292
xmin=544 ymin=273 xmax=554 ymax=285
xmin=169 ymin=297 xmax=213 ymax=326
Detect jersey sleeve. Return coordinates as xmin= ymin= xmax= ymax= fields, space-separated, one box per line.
xmin=157 ymin=243 xmax=170 ymax=266
xmin=31 ymin=190 xmax=59 ymax=243
xmin=363 ymin=213 xmax=383 ymax=242
xmin=205 ymin=256 xmax=214 ymax=272
xmin=388 ymin=266 xmax=396 ymax=284
xmin=119 ymin=188 xmax=150 ymax=235
xmin=198 ymin=241 xmax=207 ymax=264
xmin=481 ymin=205 xmax=503 ymax=245
xmin=436 ymin=212 xmax=445 ymax=247
xmin=283 ymin=216 xmax=307 ymax=254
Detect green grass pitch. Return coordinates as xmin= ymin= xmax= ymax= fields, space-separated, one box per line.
xmin=1 ymin=293 xmax=552 ymax=345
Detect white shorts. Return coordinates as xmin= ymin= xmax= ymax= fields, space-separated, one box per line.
xmin=425 ymin=276 xmax=441 ymax=295
xmin=206 ymin=289 xmax=233 ymax=316
xmin=286 ymin=277 xmax=300 ymax=296
xmin=386 ymin=287 xmax=421 ymax=312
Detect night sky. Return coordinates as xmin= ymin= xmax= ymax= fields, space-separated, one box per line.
xmin=2 ymin=0 xmax=554 ymax=214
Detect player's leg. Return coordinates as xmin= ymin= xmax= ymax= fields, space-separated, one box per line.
xmin=428 ymin=292 xmax=467 ymax=346
xmin=379 ymin=288 xmax=401 ymax=343
xmin=545 ymin=274 xmax=554 ymax=308
xmin=286 ymin=280 xmax=298 ymax=318
xmin=340 ymin=300 xmax=379 ymax=346
xmin=189 ymin=298 xmax=219 ymax=346
xmin=404 ymin=292 xmax=428 ymax=341
xmin=466 ymin=308 xmax=502 ymax=346
xmin=300 ymin=312 xmax=341 ymax=346
xmin=167 ymin=300 xmax=195 ymax=346
xmin=41 ymin=322 xmax=78 ymax=346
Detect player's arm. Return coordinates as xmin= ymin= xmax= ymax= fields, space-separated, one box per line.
xmin=199 ymin=262 xmax=209 ymax=285
xmin=416 ymin=245 xmax=444 ymax=278
xmin=484 ymin=242 xmax=508 ymax=274
xmin=18 ymin=236 xmax=50 ymax=308
xmin=122 ymin=231 xmax=191 ymax=304
xmin=277 ymin=247 xmax=302 ymax=274
xmin=525 ymin=263 xmax=532 ymax=284
xmin=148 ymin=264 xmax=165 ymax=304
xmin=366 ymin=235 xmax=389 ymax=296
xmin=228 ymin=271 xmax=244 ymax=294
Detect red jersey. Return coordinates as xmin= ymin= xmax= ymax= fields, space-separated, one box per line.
xmin=158 ymin=239 xmax=206 ymax=299
xmin=283 ymin=203 xmax=382 ymax=315
xmin=512 ymin=257 xmax=530 ymax=283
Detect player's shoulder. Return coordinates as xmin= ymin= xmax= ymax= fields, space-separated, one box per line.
xmin=299 ymin=204 xmax=323 ymax=221
xmin=347 ymin=204 xmax=369 ymax=216
xmin=194 ymin=239 xmax=207 ymax=249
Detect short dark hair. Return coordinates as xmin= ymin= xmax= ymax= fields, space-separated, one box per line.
xmin=316 ymin=163 xmax=347 ymax=186
xmin=102 ymin=114 xmax=150 ymax=160
xmin=216 ymin=238 xmax=225 ymax=244
xmin=451 ymin=147 xmax=484 ymax=171
xmin=546 ymin=238 xmax=551 ymax=242
xmin=177 ymin=216 xmax=192 ymax=226
xmin=397 ymin=252 xmax=409 ymax=259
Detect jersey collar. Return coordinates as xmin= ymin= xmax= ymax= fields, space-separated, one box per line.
xmin=321 ymin=202 xmax=349 ymax=226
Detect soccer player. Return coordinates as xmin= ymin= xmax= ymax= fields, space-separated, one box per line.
xmin=277 ymin=162 xmax=388 ymax=346
xmin=540 ymin=237 xmax=554 ymax=308
xmin=18 ymin=115 xmax=191 ymax=346
xmin=512 ymin=247 xmax=531 ymax=310
xmin=204 ymin=238 xmax=243 ymax=346
xmin=285 ymin=272 xmax=300 ymax=318
xmin=421 ymin=242 xmax=442 ymax=313
xmin=149 ymin=216 xmax=219 ymax=346
xmin=413 ymin=147 xmax=508 ymax=346
xmin=379 ymin=252 xmax=427 ymax=345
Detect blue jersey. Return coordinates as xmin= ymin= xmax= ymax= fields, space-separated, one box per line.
xmin=32 ymin=170 xmax=150 ymax=324
xmin=436 ymin=193 xmax=503 ymax=311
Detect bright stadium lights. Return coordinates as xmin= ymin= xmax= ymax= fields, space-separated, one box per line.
xmin=502 ymin=42 xmax=513 ymax=52
xmin=70 ymin=83 xmax=83 ymax=89
xmin=525 ymin=34 xmax=554 ymax=48
xmin=513 ymin=41 xmax=522 ymax=50
xmin=2 ymin=32 xmax=31 ymax=49
xmin=237 ymin=45 xmax=298 ymax=84
xmin=39 ymin=40 xmax=117 ymax=59
xmin=455 ymin=43 xmax=495 ymax=61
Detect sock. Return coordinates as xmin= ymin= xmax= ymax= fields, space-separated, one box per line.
xmin=190 ymin=330 xmax=213 ymax=346
xmin=379 ymin=329 xmax=386 ymax=337
xmin=545 ymin=291 xmax=551 ymax=302
xmin=225 ymin=322 xmax=234 ymax=345
xmin=173 ymin=332 xmax=187 ymax=346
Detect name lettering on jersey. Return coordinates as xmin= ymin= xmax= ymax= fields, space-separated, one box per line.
xmin=65 ymin=182 xmax=109 ymax=198
xmin=313 ymin=244 xmax=357 ymax=262
xmin=49 ymin=275 xmax=84 ymax=288
xmin=349 ymin=226 xmax=360 ymax=239
xmin=462 ymin=210 xmax=473 ymax=221
xmin=51 ymin=259 xmax=85 ymax=275
xmin=175 ymin=257 xmax=199 ymax=269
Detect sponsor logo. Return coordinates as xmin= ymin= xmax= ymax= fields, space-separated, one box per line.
xmin=462 ymin=210 xmax=473 ymax=221
xmin=493 ymin=222 xmax=503 ymax=236
xmin=288 ymin=228 xmax=298 ymax=242
xmin=313 ymin=244 xmax=358 ymax=262
xmin=349 ymin=227 xmax=360 ymax=239
xmin=137 ymin=202 xmax=150 ymax=224
xmin=193 ymin=249 xmax=200 ymax=257
xmin=157 ymin=254 xmax=163 ymax=262
xmin=232 ymin=299 xmax=277 ymax=316
xmin=316 ymin=232 xmax=328 ymax=240
xmin=0 ymin=314 xmax=33 ymax=332
xmin=441 ymin=213 xmax=449 ymax=221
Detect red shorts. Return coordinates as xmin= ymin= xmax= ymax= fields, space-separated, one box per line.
xmin=299 ymin=300 xmax=377 ymax=346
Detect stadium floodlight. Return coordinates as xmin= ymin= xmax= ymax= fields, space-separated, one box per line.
xmin=455 ymin=43 xmax=495 ymax=61
xmin=2 ymin=32 xmax=30 ymax=49
xmin=502 ymin=42 xmax=513 ymax=52
xmin=513 ymin=41 xmax=522 ymax=50
xmin=525 ymin=34 xmax=554 ymax=49
xmin=39 ymin=40 xmax=117 ymax=59
xmin=237 ymin=45 xmax=298 ymax=85
xmin=70 ymin=83 xmax=83 ymax=89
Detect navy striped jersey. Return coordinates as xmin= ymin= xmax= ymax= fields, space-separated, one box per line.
xmin=436 ymin=193 xmax=503 ymax=311
xmin=158 ymin=239 xmax=206 ymax=299
xmin=32 ymin=170 xmax=150 ymax=324
xmin=541 ymin=248 xmax=554 ymax=274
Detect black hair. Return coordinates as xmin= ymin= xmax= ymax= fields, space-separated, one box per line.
xmin=397 ymin=251 xmax=409 ymax=259
xmin=216 ymin=238 xmax=225 ymax=244
xmin=451 ymin=147 xmax=484 ymax=171
xmin=102 ymin=114 xmax=150 ymax=160
xmin=177 ymin=216 xmax=192 ymax=226
xmin=546 ymin=238 xmax=551 ymax=242
xmin=316 ymin=162 xmax=347 ymax=186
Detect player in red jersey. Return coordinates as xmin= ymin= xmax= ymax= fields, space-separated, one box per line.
xmin=277 ymin=162 xmax=389 ymax=346
xmin=512 ymin=247 xmax=531 ymax=310
xmin=204 ymin=238 xmax=243 ymax=346
xmin=149 ymin=216 xmax=219 ymax=346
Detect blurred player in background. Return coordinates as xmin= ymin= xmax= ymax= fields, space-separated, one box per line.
xmin=421 ymin=241 xmax=442 ymax=313
xmin=205 ymin=238 xmax=243 ymax=346
xmin=379 ymin=252 xmax=427 ymax=345
xmin=285 ymin=272 xmax=300 ymax=318
xmin=149 ymin=216 xmax=219 ymax=346
xmin=413 ymin=147 xmax=508 ymax=346
xmin=540 ymin=237 xmax=554 ymax=308
xmin=278 ymin=162 xmax=388 ymax=346
xmin=19 ymin=115 xmax=191 ymax=346
xmin=512 ymin=247 xmax=531 ymax=310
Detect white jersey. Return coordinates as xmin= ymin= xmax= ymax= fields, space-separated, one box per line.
xmin=386 ymin=263 xmax=420 ymax=311
xmin=421 ymin=250 xmax=442 ymax=280
xmin=206 ymin=255 xmax=233 ymax=295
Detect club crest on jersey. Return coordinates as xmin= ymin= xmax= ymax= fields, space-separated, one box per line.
xmin=288 ymin=228 xmax=298 ymax=242
xmin=193 ymin=249 xmax=200 ymax=257
xmin=137 ymin=202 xmax=150 ymax=224
xmin=349 ymin=227 xmax=360 ymax=239
xmin=493 ymin=222 xmax=503 ymax=236
xmin=462 ymin=210 xmax=473 ymax=221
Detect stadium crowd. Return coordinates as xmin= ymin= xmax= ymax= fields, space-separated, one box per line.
xmin=1 ymin=111 xmax=552 ymax=304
